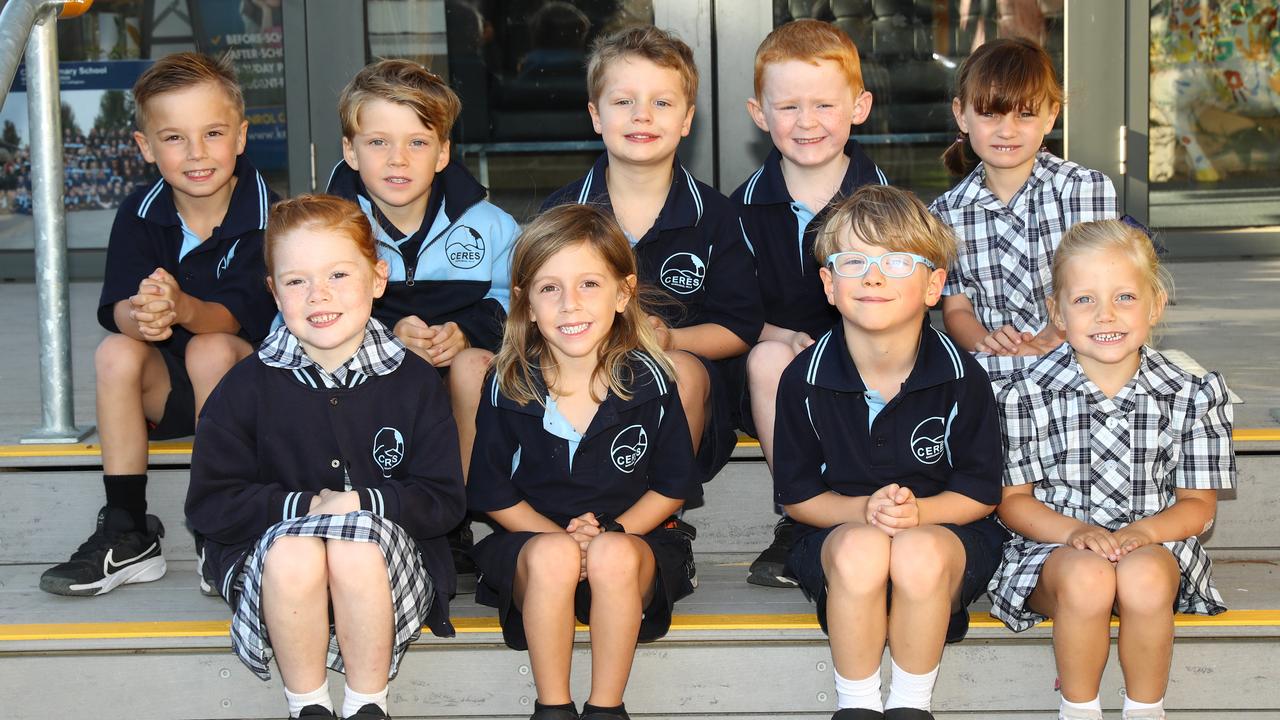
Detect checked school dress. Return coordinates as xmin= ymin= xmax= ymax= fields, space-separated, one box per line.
xmin=930 ymin=152 xmax=1116 ymax=378
xmin=988 ymin=344 xmax=1236 ymax=632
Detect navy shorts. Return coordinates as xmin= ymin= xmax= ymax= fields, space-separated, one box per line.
xmin=472 ymin=526 xmax=696 ymax=651
xmin=148 ymin=349 xmax=196 ymax=441
xmin=693 ymin=353 xmax=740 ymax=484
xmin=786 ymin=518 xmax=1007 ymax=643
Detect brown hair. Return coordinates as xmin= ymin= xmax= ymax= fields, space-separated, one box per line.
xmin=132 ymin=52 xmax=244 ymax=130
xmin=587 ymin=25 xmax=699 ymax=105
xmin=264 ymin=194 xmax=378 ymax=277
xmin=814 ymin=185 xmax=956 ymax=270
xmin=753 ymin=19 xmax=863 ymax=100
xmin=1051 ymin=219 xmax=1169 ymax=310
xmin=339 ymin=59 xmax=461 ymax=144
xmin=943 ymin=38 xmax=1064 ymax=176
xmin=495 ymin=204 xmax=674 ymax=406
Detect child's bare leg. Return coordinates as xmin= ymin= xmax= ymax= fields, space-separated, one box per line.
xmin=447 ymin=348 xmax=493 ymax=481
xmin=886 ymin=526 xmax=967 ymax=670
xmin=185 ymin=333 xmax=252 ymax=419
xmin=584 ymin=532 xmax=657 ymax=707
xmin=822 ymin=524 xmax=892 ymax=676
xmin=95 ymin=334 xmax=170 ymax=474
xmin=327 ymin=539 xmax=393 ymax=692
xmin=746 ymin=340 xmax=795 ymax=469
xmin=514 ymin=532 xmax=582 ymax=705
xmin=1028 ymin=547 xmax=1117 ymax=702
xmin=669 ymin=350 xmax=709 ymax=453
xmin=261 ymin=536 xmax=330 ymax=692
xmin=1115 ymin=544 xmax=1180 ymax=702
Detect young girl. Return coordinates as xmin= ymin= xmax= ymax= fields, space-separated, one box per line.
xmin=931 ymin=38 xmax=1118 ymax=378
xmin=990 ymin=219 xmax=1236 ymax=720
xmin=186 ymin=195 xmax=466 ymax=720
xmin=467 ymin=204 xmax=701 ymax=720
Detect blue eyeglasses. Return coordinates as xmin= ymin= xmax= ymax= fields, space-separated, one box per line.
xmin=825 ymin=251 xmax=937 ymax=279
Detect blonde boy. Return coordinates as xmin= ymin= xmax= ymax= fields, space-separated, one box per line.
xmin=42 ymin=53 xmax=277 ymax=596
xmin=733 ymin=19 xmax=888 ymax=587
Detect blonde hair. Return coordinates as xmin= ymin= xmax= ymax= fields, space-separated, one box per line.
xmin=943 ymin=38 xmax=1064 ymax=175
xmin=1051 ymin=219 xmax=1170 ymax=307
xmin=587 ymin=25 xmax=699 ymax=105
xmin=495 ymin=204 xmax=674 ymax=406
xmin=753 ymin=19 xmax=863 ymax=100
xmin=132 ymin=52 xmax=244 ymax=130
xmin=814 ymin=185 xmax=956 ymax=270
xmin=265 ymin=194 xmax=378 ymax=277
xmin=339 ymin=59 xmax=461 ymax=144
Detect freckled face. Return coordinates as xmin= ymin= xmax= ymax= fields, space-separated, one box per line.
xmin=749 ymin=59 xmax=871 ymax=171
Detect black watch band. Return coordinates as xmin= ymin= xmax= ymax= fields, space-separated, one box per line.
xmin=595 ymin=514 xmax=626 ymax=534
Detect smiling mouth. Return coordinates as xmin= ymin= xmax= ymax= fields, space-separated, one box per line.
xmin=1091 ymin=331 xmax=1126 ymax=343
xmin=794 ymin=137 xmax=825 ymax=145
xmin=185 ymin=169 xmax=214 ymax=179
xmin=309 ymin=312 xmax=341 ymax=327
xmin=990 ymin=144 xmax=1022 ymax=152
xmin=625 ymin=133 xmax=658 ymax=141
xmin=384 ymin=176 xmax=411 ymax=185
xmin=559 ymin=322 xmax=590 ymax=336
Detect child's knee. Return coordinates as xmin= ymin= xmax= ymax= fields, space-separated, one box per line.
xmin=747 ymin=340 xmax=794 ymax=382
xmin=585 ymin=532 xmax=643 ymax=585
xmin=448 ymin=348 xmax=493 ymax=396
xmin=671 ymin=351 xmax=710 ymax=401
xmin=263 ymin=537 xmax=327 ymax=594
xmin=822 ymin=525 xmax=891 ymax=590
xmin=520 ymin=532 xmax=582 ymax=584
xmin=1115 ymin=546 xmax=1179 ymax=612
xmin=888 ymin=528 xmax=957 ymax=596
xmin=185 ymin=333 xmax=248 ymax=378
xmin=1053 ymin=551 xmax=1117 ymax=614
xmin=325 ymin=540 xmax=387 ymax=585
xmin=95 ymin=333 xmax=150 ymax=379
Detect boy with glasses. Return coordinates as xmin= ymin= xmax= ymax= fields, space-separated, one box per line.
xmin=772 ymin=186 xmax=1006 ymax=720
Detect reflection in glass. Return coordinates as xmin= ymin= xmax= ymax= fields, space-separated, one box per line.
xmin=772 ymin=0 xmax=1064 ymax=201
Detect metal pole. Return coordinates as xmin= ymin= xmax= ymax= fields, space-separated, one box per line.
xmin=20 ymin=3 xmax=91 ymax=443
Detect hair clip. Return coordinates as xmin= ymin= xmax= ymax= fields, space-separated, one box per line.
xmin=1120 ymin=214 xmax=1168 ymax=256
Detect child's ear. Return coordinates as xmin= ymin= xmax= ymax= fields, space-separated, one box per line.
xmin=372 ymin=260 xmax=389 ymax=299
xmin=234 ymin=118 xmax=249 ymax=155
xmin=132 ymin=130 xmax=156 ymax=164
xmin=746 ymin=97 xmax=769 ymax=132
xmin=819 ymin=266 xmax=836 ymax=305
xmin=616 ymin=274 xmax=637 ymax=313
xmin=951 ymin=97 xmax=968 ymax=134
xmin=341 ymin=136 xmax=358 ymax=171
xmin=265 ymin=276 xmax=279 ymax=307
xmin=1044 ymin=101 xmax=1061 ymax=132
xmin=1150 ymin=288 xmax=1168 ymax=324
xmin=435 ymin=139 xmax=451 ymax=172
xmin=850 ymin=90 xmax=873 ymax=125
xmin=925 ymin=267 xmax=946 ymax=307
xmin=588 ymin=101 xmax=603 ymax=135
xmin=1047 ymin=295 xmax=1065 ymax=330
xmin=680 ymin=104 xmax=695 ymax=138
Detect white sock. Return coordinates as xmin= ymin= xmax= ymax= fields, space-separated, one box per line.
xmin=284 ymin=680 xmax=331 ymax=718
xmin=1061 ymin=694 xmax=1103 ymax=714
xmin=1122 ymin=694 xmax=1164 ymax=716
xmin=884 ymin=657 xmax=939 ymax=711
xmin=834 ymin=667 xmax=882 ymax=711
xmin=342 ymin=684 xmax=389 ymax=718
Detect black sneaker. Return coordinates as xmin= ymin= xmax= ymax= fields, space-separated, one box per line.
xmin=344 ymin=703 xmax=390 ymax=719
xmin=39 ymin=505 xmax=166 ymax=596
xmin=747 ymin=517 xmax=799 ymax=588
xmin=529 ymin=707 xmax=578 ymax=720
xmin=833 ymin=710 xmax=885 ymax=720
xmin=884 ymin=709 xmax=934 ymax=720
xmin=663 ymin=516 xmax=699 ymax=589
xmin=298 ymin=705 xmax=337 ymax=718
xmin=580 ymin=712 xmax=630 ymax=720
xmin=449 ymin=519 xmax=477 ymax=594
xmin=193 ymin=532 xmax=219 ymax=597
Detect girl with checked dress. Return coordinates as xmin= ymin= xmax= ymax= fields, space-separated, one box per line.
xmin=186 ymin=195 xmax=466 ymax=720
xmin=990 ymin=219 xmax=1236 ymax=720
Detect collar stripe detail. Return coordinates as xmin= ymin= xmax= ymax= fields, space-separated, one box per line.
xmin=804 ymin=396 xmax=820 ymax=440
xmin=932 ymin=327 xmax=965 ymax=379
xmin=743 ymin=166 xmax=764 ymax=204
xmin=806 ymin=331 xmax=833 ymax=385
xmin=577 ymin=167 xmax=595 ymax=205
xmin=490 ymin=374 xmax=500 ymax=407
xmin=681 ymin=168 xmax=704 ymax=224
xmin=633 ymin=351 xmax=668 ymax=396
xmin=255 ymin=170 xmax=269 ymax=229
xmin=137 ymin=179 xmax=166 ymax=218
xmin=326 ymin=160 xmax=345 ymax=194
xmin=875 ymin=166 xmax=888 ymax=185
xmin=738 ymin=218 xmax=756 ymax=256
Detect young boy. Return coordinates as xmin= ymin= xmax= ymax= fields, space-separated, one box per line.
xmin=773 ymin=186 xmax=1004 ymax=720
xmin=537 ymin=25 xmax=763 ymax=485
xmin=733 ymin=19 xmax=888 ymax=587
xmin=41 ymin=53 xmax=278 ymax=596
xmin=327 ymin=59 xmax=518 ymax=588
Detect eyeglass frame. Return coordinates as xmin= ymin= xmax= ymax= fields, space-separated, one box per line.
xmin=824 ymin=250 xmax=938 ymax=279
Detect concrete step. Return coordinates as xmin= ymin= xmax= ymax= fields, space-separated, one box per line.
xmin=1 ymin=555 xmax=1278 ymax=719
xmin=3 ymin=445 xmax=1278 ymax=565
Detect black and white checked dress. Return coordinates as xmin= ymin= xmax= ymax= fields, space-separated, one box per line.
xmin=930 ymin=152 xmax=1117 ymax=378
xmin=989 ymin=344 xmax=1236 ymax=631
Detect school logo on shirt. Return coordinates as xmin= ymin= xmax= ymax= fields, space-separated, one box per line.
xmin=659 ymin=252 xmax=705 ymax=295
xmin=610 ymin=424 xmax=648 ymax=473
xmin=445 ymin=225 xmax=485 ymax=269
xmin=910 ymin=417 xmax=946 ymax=465
xmin=372 ymin=426 xmax=405 ymax=477
xmin=216 ymin=238 xmax=240 ymax=279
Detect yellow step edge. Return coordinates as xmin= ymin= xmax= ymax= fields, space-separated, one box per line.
xmin=4 ymin=429 xmax=1279 ymax=460
xmin=4 ymin=610 xmax=1280 ymax=643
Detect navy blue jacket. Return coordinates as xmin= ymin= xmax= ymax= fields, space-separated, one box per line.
xmin=327 ymin=160 xmax=518 ymax=353
xmin=186 ymin=352 xmax=466 ymax=637
xmin=468 ymin=352 xmax=701 ymax=527
xmin=541 ymin=153 xmax=764 ymax=348
xmin=773 ymin=318 xmax=1002 ymax=542
xmin=731 ymin=139 xmax=888 ymax=340
xmin=98 ymin=154 xmax=278 ymax=357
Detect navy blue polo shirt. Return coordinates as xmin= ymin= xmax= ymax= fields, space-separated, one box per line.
xmin=541 ymin=153 xmax=763 ymax=348
xmin=731 ymin=139 xmax=888 ymax=340
xmin=98 ymin=154 xmax=277 ymax=357
xmin=467 ymin=351 xmax=702 ymax=527
xmin=772 ymin=317 xmax=1002 ymax=541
